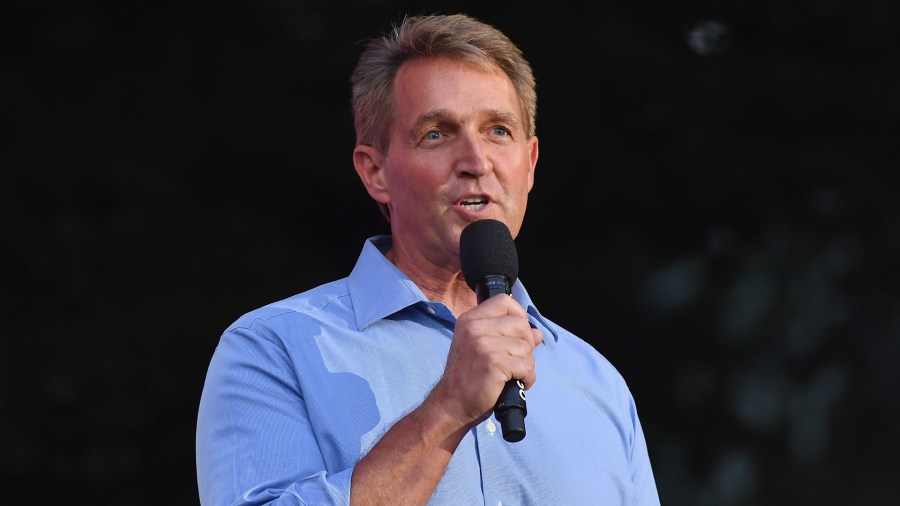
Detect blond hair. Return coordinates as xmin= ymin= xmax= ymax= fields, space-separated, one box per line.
xmin=351 ymin=13 xmax=537 ymax=153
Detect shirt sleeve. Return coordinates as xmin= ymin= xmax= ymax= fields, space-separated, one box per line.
xmin=196 ymin=325 xmax=353 ymax=506
xmin=627 ymin=392 xmax=661 ymax=506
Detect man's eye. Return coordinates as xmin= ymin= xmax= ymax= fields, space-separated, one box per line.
xmin=492 ymin=126 xmax=510 ymax=136
xmin=425 ymin=130 xmax=442 ymax=141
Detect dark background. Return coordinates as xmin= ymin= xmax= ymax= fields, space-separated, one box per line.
xmin=3 ymin=0 xmax=899 ymax=504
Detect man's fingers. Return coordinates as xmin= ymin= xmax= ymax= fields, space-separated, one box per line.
xmin=532 ymin=326 xmax=543 ymax=347
xmin=464 ymin=292 xmax=528 ymax=319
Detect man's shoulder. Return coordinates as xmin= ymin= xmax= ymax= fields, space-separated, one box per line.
xmin=539 ymin=316 xmax=629 ymax=386
xmin=225 ymin=277 xmax=353 ymax=333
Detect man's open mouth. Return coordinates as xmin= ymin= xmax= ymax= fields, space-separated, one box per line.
xmin=459 ymin=196 xmax=488 ymax=211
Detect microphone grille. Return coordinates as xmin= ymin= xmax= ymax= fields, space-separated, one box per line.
xmin=459 ymin=219 xmax=519 ymax=291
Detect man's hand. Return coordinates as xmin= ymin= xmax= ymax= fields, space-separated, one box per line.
xmin=430 ymin=294 xmax=544 ymax=430
xmin=350 ymin=294 xmax=542 ymax=506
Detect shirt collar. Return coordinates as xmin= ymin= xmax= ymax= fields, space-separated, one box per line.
xmin=348 ymin=236 xmax=559 ymax=343
xmin=509 ymin=277 xmax=559 ymax=343
xmin=348 ymin=236 xmax=427 ymax=330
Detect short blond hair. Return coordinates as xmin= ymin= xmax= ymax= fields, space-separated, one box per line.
xmin=351 ymin=13 xmax=537 ymax=153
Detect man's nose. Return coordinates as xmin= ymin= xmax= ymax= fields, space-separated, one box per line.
xmin=454 ymin=132 xmax=493 ymax=178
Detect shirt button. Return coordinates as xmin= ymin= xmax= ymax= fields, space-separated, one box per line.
xmin=487 ymin=420 xmax=496 ymax=436
xmin=427 ymin=306 xmax=436 ymax=315
xmin=498 ymin=502 xmax=503 ymax=506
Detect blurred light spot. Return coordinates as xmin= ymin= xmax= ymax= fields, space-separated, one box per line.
xmin=785 ymin=234 xmax=861 ymax=358
xmin=685 ymin=20 xmax=732 ymax=56
xmin=710 ymin=448 xmax=757 ymax=505
xmin=720 ymin=265 xmax=778 ymax=344
xmin=788 ymin=362 xmax=849 ymax=463
xmin=639 ymin=257 xmax=706 ymax=314
xmin=728 ymin=362 xmax=787 ymax=432
xmin=696 ymin=447 xmax=758 ymax=506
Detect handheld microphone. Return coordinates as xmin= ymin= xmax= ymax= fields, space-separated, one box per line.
xmin=459 ymin=219 xmax=527 ymax=443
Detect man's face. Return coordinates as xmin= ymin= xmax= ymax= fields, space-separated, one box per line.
xmin=360 ymin=56 xmax=538 ymax=270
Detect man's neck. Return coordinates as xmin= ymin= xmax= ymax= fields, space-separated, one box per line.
xmin=385 ymin=245 xmax=478 ymax=317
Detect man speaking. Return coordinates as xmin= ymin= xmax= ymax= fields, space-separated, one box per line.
xmin=196 ymin=13 xmax=660 ymax=505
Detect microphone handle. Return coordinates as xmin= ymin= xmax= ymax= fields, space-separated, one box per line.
xmin=475 ymin=275 xmax=527 ymax=443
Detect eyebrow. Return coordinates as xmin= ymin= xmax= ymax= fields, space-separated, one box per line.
xmin=409 ymin=108 xmax=453 ymax=135
xmin=409 ymin=108 xmax=520 ymax=135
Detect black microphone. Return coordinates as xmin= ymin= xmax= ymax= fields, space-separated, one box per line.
xmin=459 ymin=219 xmax=527 ymax=443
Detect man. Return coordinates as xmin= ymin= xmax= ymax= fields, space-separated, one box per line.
xmin=197 ymin=13 xmax=659 ymax=505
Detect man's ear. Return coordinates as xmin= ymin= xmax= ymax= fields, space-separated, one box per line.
xmin=353 ymin=145 xmax=390 ymax=205
xmin=527 ymin=135 xmax=539 ymax=192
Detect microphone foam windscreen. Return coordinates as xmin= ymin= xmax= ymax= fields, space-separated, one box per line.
xmin=459 ymin=219 xmax=519 ymax=291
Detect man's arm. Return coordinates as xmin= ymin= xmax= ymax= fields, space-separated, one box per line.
xmin=196 ymin=325 xmax=354 ymax=505
xmin=196 ymin=294 xmax=540 ymax=506
xmin=350 ymin=294 xmax=542 ymax=505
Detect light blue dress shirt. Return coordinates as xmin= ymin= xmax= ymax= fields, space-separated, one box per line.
xmin=197 ymin=236 xmax=659 ymax=505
